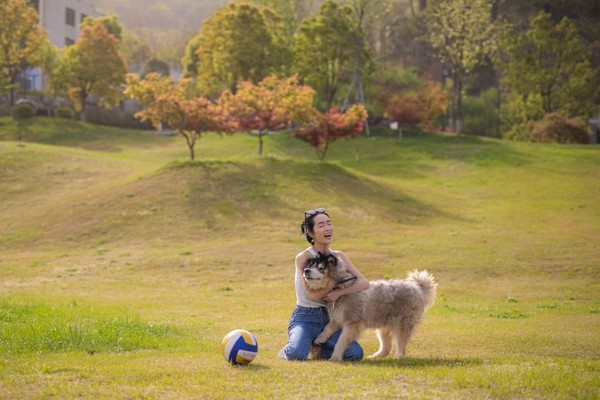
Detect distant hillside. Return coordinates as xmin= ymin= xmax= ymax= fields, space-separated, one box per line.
xmin=93 ymin=0 xmax=228 ymax=32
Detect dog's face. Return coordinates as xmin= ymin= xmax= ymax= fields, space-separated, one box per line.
xmin=303 ymin=252 xmax=338 ymax=291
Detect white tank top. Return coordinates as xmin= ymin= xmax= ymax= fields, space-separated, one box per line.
xmin=295 ymin=247 xmax=327 ymax=308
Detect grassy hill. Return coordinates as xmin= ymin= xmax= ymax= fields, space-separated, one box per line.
xmin=0 ymin=117 xmax=598 ymax=399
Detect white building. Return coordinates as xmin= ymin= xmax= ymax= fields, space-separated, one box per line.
xmin=18 ymin=0 xmax=101 ymax=91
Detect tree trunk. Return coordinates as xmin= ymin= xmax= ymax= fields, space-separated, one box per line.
xmin=456 ymin=75 xmax=463 ymax=135
xmin=258 ymin=131 xmax=264 ymax=155
xmin=79 ymin=90 xmax=87 ymax=122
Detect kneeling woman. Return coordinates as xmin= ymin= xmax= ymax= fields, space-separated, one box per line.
xmin=279 ymin=208 xmax=370 ymax=361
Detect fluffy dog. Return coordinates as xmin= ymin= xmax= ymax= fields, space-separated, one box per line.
xmin=303 ymin=252 xmax=437 ymax=361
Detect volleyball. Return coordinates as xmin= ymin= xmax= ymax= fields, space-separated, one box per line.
xmin=221 ymin=329 xmax=258 ymax=365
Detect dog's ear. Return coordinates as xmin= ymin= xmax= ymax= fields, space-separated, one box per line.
xmin=305 ymin=257 xmax=318 ymax=268
xmin=327 ymin=254 xmax=338 ymax=267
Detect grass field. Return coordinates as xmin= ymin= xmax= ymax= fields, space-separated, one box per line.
xmin=0 ymin=117 xmax=599 ymax=399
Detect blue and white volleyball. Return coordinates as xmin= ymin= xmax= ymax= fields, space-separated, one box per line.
xmin=221 ymin=329 xmax=258 ymax=365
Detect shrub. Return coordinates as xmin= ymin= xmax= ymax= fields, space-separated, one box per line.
xmin=55 ymin=107 xmax=75 ymax=119
xmin=462 ymin=93 xmax=498 ymax=137
xmin=529 ymin=113 xmax=589 ymax=144
xmin=384 ymin=93 xmax=425 ymax=126
xmin=13 ymin=102 xmax=34 ymax=120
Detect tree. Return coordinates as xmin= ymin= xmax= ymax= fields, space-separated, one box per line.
xmin=222 ymin=74 xmax=316 ymax=155
xmin=250 ymin=0 xmax=315 ymax=41
xmin=383 ymin=79 xmax=448 ymax=134
xmin=191 ymin=1 xmax=290 ymax=96
xmin=497 ymin=11 xmax=598 ymax=129
xmin=52 ymin=22 xmax=127 ymax=121
xmin=293 ymin=0 xmax=357 ymax=109
xmin=80 ymin=15 xmax=123 ymax=41
xmin=424 ymin=0 xmax=497 ymax=134
xmin=0 ymin=0 xmax=47 ymax=106
xmin=340 ymin=0 xmax=379 ymax=111
xmin=120 ymin=29 xmax=152 ymax=72
xmin=124 ymin=73 xmax=238 ymax=160
xmin=141 ymin=58 xmax=170 ymax=78
xmin=294 ymin=104 xmax=368 ymax=161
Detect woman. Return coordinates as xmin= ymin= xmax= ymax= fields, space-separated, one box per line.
xmin=278 ymin=207 xmax=370 ymax=361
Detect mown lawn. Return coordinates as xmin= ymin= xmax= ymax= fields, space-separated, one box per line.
xmin=0 ymin=117 xmax=598 ymax=399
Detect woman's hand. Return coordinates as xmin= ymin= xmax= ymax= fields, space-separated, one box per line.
xmin=323 ymin=290 xmax=341 ymax=303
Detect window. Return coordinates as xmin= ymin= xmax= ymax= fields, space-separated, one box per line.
xmin=65 ymin=37 xmax=75 ymax=46
xmin=81 ymin=13 xmax=87 ymax=24
xmin=65 ymin=7 xmax=75 ymax=26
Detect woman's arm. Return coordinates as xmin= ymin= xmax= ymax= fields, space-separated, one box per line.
xmin=296 ymin=252 xmax=331 ymax=302
xmin=322 ymin=251 xmax=370 ymax=303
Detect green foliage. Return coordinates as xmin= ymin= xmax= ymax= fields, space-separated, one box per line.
xmin=80 ymin=15 xmax=123 ymax=40
xmin=292 ymin=0 xmax=358 ymax=109
xmin=192 ymin=1 xmax=290 ymax=96
xmin=0 ymin=302 xmax=178 ymax=353
xmin=55 ymin=107 xmax=75 ymax=119
xmin=528 ymin=113 xmax=590 ymax=144
xmin=13 ymin=102 xmax=35 ymax=120
xmin=462 ymin=89 xmax=500 ymax=137
xmin=141 ymin=58 xmax=170 ymax=78
xmin=51 ymin=22 xmax=127 ymax=120
xmin=181 ymin=35 xmax=201 ymax=79
xmin=424 ymin=0 xmax=498 ymax=133
xmin=498 ymin=11 xmax=598 ymax=124
xmin=0 ymin=0 xmax=48 ymax=104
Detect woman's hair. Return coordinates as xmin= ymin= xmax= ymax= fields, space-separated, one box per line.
xmin=300 ymin=208 xmax=329 ymax=244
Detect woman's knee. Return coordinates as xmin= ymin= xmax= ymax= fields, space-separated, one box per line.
xmin=344 ymin=342 xmax=364 ymax=361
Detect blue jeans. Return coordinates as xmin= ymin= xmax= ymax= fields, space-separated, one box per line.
xmin=279 ymin=305 xmax=364 ymax=361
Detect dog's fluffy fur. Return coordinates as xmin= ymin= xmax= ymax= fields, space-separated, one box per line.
xmin=303 ymin=252 xmax=437 ymax=361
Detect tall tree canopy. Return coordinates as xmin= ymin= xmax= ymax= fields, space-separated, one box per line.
xmin=293 ymin=0 xmax=359 ymax=109
xmin=0 ymin=0 xmax=48 ymax=106
xmin=189 ymin=1 xmax=290 ymax=96
xmin=497 ymin=11 xmax=598 ymax=130
xmin=424 ymin=0 xmax=497 ymax=134
xmin=52 ymin=22 xmax=127 ymax=120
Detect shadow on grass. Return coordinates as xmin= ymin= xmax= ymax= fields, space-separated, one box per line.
xmin=230 ymin=363 xmax=271 ymax=371
xmin=167 ymin=158 xmax=465 ymax=226
xmin=361 ymin=356 xmax=484 ymax=369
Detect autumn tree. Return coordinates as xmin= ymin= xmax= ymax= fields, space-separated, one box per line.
xmin=222 ymin=75 xmax=316 ymax=155
xmin=51 ymin=22 xmax=127 ymax=121
xmin=293 ymin=0 xmax=357 ymax=109
xmin=497 ymin=11 xmax=598 ymax=135
xmin=0 ymin=0 xmax=48 ymax=106
xmin=81 ymin=15 xmax=123 ymax=40
xmin=424 ymin=0 xmax=497 ymax=134
xmin=189 ymin=1 xmax=290 ymax=96
xmin=294 ymin=104 xmax=368 ymax=161
xmin=124 ymin=73 xmax=237 ymax=160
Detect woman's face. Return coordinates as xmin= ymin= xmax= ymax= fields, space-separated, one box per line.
xmin=310 ymin=213 xmax=333 ymax=245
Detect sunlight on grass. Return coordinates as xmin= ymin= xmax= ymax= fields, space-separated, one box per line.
xmin=0 ymin=118 xmax=598 ymax=399
xmin=0 ymin=302 xmax=179 ymax=354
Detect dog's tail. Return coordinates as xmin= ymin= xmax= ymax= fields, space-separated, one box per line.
xmin=407 ymin=269 xmax=437 ymax=309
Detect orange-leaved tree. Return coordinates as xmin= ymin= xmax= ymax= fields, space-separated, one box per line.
xmin=294 ymin=104 xmax=368 ymax=161
xmin=52 ymin=21 xmax=126 ymax=121
xmin=221 ymin=74 xmax=316 ymax=155
xmin=124 ymin=73 xmax=237 ymax=160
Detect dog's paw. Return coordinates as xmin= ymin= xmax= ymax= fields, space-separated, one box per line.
xmin=328 ymin=355 xmax=342 ymax=362
xmin=310 ymin=345 xmax=322 ymax=360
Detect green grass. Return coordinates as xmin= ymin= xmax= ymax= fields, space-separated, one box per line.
xmin=0 ymin=302 xmax=179 ymax=353
xmin=0 ymin=116 xmax=599 ymax=399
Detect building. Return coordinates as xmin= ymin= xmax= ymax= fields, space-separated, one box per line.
xmin=18 ymin=0 xmax=101 ymax=91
